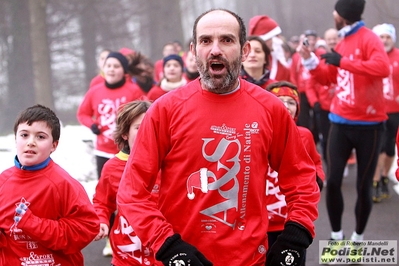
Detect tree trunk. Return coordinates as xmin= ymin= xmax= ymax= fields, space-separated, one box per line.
xmin=2 ymin=0 xmax=35 ymax=133
xmin=142 ymin=0 xmax=185 ymax=62
xmin=80 ymin=1 xmax=98 ymax=90
xmin=29 ymin=0 xmax=54 ymax=110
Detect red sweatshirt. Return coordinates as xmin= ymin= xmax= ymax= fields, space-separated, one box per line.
xmin=93 ymin=151 xmax=158 ymax=265
xmin=267 ymin=126 xmax=324 ymax=232
xmin=77 ymin=80 xmax=145 ymax=156
xmin=310 ymin=25 xmax=390 ymax=122
xmin=117 ymin=78 xmax=319 ymax=265
xmin=0 ymin=159 xmax=99 ymax=265
xmin=383 ymin=47 xmax=399 ymax=114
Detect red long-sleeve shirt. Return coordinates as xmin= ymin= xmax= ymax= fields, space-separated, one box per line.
xmin=117 ymin=78 xmax=319 ymax=265
xmin=77 ymin=80 xmax=145 ymax=156
xmin=0 ymin=159 xmax=99 ymax=265
xmin=267 ymin=126 xmax=324 ymax=232
xmin=310 ymin=25 xmax=390 ymax=122
xmin=383 ymin=47 xmax=399 ymax=114
xmin=93 ymin=151 xmax=158 ymax=265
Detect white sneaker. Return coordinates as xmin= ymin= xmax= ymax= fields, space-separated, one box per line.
xmin=102 ymin=238 xmax=112 ymax=257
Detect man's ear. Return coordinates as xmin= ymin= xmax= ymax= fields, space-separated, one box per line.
xmin=241 ymin=41 xmax=251 ymax=62
xmin=190 ymin=42 xmax=196 ymax=56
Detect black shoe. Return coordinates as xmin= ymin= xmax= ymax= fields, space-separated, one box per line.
xmin=372 ymin=181 xmax=381 ymax=203
xmin=380 ymin=176 xmax=391 ymax=199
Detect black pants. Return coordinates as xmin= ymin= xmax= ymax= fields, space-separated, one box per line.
xmin=297 ymin=92 xmax=319 ymax=143
xmin=95 ymin=155 xmax=110 ymax=180
xmin=326 ymin=122 xmax=383 ymax=234
xmin=315 ymin=109 xmax=331 ymax=161
xmin=380 ymin=113 xmax=399 ymax=156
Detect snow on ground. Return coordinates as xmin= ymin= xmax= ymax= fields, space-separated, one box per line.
xmin=0 ymin=125 xmax=99 ymax=200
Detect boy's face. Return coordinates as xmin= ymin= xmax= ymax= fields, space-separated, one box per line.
xmin=15 ymin=121 xmax=58 ymax=167
xmin=278 ymin=96 xmax=298 ymax=120
xmin=123 ymin=113 xmax=146 ymax=149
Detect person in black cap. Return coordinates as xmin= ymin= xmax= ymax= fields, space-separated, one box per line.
xmin=297 ymin=0 xmax=390 ymax=243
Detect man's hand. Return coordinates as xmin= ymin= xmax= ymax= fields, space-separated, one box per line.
xmin=321 ymin=49 xmax=342 ymax=67
xmin=296 ymin=36 xmax=312 ymax=60
xmin=266 ymin=222 xmax=312 ymax=266
xmin=156 ymin=234 xmax=213 ymax=266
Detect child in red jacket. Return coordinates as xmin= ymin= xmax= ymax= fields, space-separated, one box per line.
xmin=92 ymin=100 xmax=159 ymax=266
xmin=266 ymin=81 xmax=325 ymax=266
xmin=0 ymin=104 xmax=99 ymax=265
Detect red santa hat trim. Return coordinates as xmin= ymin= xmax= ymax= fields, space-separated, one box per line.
xmin=187 ymin=168 xmax=209 ymax=200
xmin=249 ymin=15 xmax=282 ymax=41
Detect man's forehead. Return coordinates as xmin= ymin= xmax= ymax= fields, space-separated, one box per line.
xmin=196 ymin=11 xmax=239 ymax=36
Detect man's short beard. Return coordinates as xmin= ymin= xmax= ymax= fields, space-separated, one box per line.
xmin=197 ymin=54 xmax=242 ymax=94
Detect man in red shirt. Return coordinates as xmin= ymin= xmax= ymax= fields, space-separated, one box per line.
xmin=117 ymin=8 xmax=319 ymax=266
xmin=298 ymin=0 xmax=389 ymax=243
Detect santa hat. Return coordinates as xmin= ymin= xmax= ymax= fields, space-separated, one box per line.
xmin=249 ymin=15 xmax=282 ymax=41
xmin=373 ymin=23 xmax=396 ymax=43
xmin=186 ymin=168 xmax=208 ymax=200
xmin=119 ymin=47 xmax=135 ymax=56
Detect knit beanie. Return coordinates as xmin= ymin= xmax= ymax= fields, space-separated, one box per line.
xmin=269 ymin=86 xmax=300 ymax=120
xmin=163 ymin=54 xmax=184 ymax=69
xmin=373 ymin=23 xmax=396 ymax=43
xmin=106 ymin=52 xmax=129 ymax=73
xmin=334 ymin=0 xmax=365 ymax=22
xmin=248 ymin=15 xmax=282 ymax=41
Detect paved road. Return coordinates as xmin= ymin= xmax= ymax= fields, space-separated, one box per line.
xmin=82 ymin=163 xmax=399 ymax=266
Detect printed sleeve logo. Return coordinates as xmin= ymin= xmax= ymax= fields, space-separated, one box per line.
xmin=10 ymin=197 xmax=30 ymax=234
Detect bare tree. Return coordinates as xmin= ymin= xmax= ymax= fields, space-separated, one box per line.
xmin=29 ymin=0 xmax=54 ymax=110
xmin=140 ymin=0 xmax=184 ymax=62
xmin=79 ymin=1 xmax=98 ymax=90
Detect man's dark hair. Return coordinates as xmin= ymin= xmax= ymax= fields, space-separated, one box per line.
xmin=14 ymin=104 xmax=61 ymax=141
xmin=192 ymin=8 xmax=247 ymax=49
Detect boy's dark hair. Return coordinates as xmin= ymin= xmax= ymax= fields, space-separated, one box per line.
xmin=266 ymin=80 xmax=298 ymax=93
xmin=113 ymin=100 xmax=151 ymax=151
xmin=14 ymin=104 xmax=61 ymax=141
xmin=192 ymin=8 xmax=247 ymax=49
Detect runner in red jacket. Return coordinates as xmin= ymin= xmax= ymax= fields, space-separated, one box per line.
xmin=117 ymin=9 xmax=319 ymax=266
xmin=298 ymin=0 xmax=390 ymax=243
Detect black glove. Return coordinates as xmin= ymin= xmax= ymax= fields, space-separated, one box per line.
xmin=156 ymin=234 xmax=213 ymax=266
xmin=266 ymin=222 xmax=312 ymax=266
xmin=90 ymin=124 xmax=101 ymax=135
xmin=313 ymin=102 xmax=321 ymax=113
xmin=316 ymin=174 xmax=324 ymax=192
xmin=321 ymin=49 xmax=342 ymax=67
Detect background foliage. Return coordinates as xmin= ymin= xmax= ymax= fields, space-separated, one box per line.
xmin=0 ymin=0 xmax=397 ymax=134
